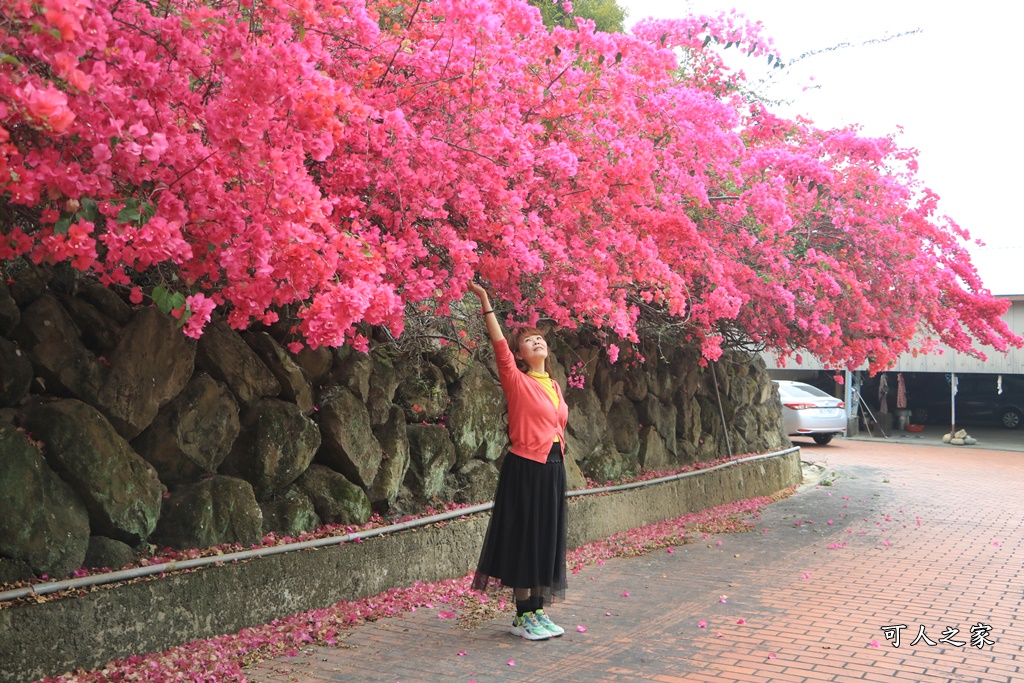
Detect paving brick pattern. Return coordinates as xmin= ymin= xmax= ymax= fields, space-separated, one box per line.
xmin=246 ymin=439 xmax=1024 ymax=682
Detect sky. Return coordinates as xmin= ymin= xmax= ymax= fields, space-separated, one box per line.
xmin=620 ymin=0 xmax=1023 ymax=295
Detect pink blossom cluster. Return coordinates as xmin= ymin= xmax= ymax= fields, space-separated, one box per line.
xmin=0 ymin=0 xmax=1019 ymax=365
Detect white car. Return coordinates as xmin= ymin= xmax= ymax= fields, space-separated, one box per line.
xmin=773 ymin=380 xmax=848 ymax=445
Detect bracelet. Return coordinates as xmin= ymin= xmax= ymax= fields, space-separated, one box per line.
xmin=481 ymin=309 xmax=493 ymax=315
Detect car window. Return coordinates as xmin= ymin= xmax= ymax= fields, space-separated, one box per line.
xmin=777 ymin=383 xmax=832 ymax=399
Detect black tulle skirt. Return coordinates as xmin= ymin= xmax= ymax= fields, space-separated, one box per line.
xmin=472 ymin=442 xmax=568 ymax=602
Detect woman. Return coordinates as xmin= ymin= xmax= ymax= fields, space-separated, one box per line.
xmin=468 ymin=281 xmax=569 ymax=641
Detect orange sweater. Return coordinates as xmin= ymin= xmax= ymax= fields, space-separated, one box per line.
xmin=493 ymin=338 xmax=569 ymax=463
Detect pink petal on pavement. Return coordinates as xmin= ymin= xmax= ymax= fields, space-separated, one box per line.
xmin=508 ymin=659 xmax=515 ymax=666
xmin=458 ymin=651 xmax=466 ymax=656
xmin=438 ymin=610 xmax=456 ymax=619
xmin=622 ymin=591 xmax=630 ymax=597
xmin=736 ymin=618 xmax=746 ymax=625
xmin=698 ymin=620 xmax=707 ymax=628
xmin=801 ymin=573 xmax=811 ymax=579
xmin=869 ymin=640 xmax=880 ymax=647
xmin=768 ymin=653 xmax=777 ymax=659
xmin=577 ymin=625 xmax=587 ymax=632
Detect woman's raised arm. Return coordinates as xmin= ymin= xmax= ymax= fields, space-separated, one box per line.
xmin=467 ymin=281 xmax=504 ymax=343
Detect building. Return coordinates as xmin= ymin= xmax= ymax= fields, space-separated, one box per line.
xmin=764 ymin=296 xmax=1024 ymax=433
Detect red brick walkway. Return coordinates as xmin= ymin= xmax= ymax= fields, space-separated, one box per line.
xmin=245 ymin=439 xmax=1024 ymax=682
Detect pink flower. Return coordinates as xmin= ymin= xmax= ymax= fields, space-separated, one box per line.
xmin=736 ymin=618 xmax=746 ymax=625
xmin=768 ymin=653 xmax=777 ymax=659
xmin=666 ymin=547 xmax=674 ymax=553
xmin=698 ymin=620 xmax=707 ymax=628
xmin=622 ymin=591 xmax=630 ymax=597
xmin=869 ymin=640 xmax=880 ymax=647
xmin=458 ymin=650 xmax=466 ymax=656
xmin=719 ymin=595 xmax=728 ymax=603
xmin=22 ymin=83 xmax=76 ymax=133
xmin=607 ymin=343 xmax=620 ymax=364
xmin=142 ymin=133 xmax=169 ymax=162
xmin=576 ymin=625 xmax=587 ymax=632
xmin=507 ymin=659 xmax=515 ymax=666
xmin=438 ymin=610 xmax=455 ymax=619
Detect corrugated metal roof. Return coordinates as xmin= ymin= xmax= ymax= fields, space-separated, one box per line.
xmin=763 ymin=298 xmax=1024 ymax=375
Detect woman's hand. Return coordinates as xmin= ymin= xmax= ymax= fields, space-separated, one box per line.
xmin=467 ymin=280 xmax=487 ymax=300
xmin=468 ymin=278 xmax=503 ymax=342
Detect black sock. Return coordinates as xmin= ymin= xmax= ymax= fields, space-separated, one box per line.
xmin=530 ymin=596 xmax=543 ymax=612
xmin=516 ymin=599 xmax=531 ymax=617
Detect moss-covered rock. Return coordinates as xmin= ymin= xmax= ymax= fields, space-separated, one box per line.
xmin=24 ymin=400 xmax=164 ymax=544
xmin=296 ymin=464 xmax=371 ymax=526
xmin=0 ymin=423 xmax=91 ymax=578
xmin=153 ymin=476 xmax=263 ymax=550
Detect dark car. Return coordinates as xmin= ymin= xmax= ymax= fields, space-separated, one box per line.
xmin=909 ymin=374 xmax=1024 ymax=430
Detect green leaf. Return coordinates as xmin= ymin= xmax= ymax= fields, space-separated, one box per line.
xmin=767 ymin=54 xmax=774 ymax=66
xmin=614 ymin=51 xmax=622 ymax=64
xmin=0 ymin=53 xmax=21 ymax=67
xmin=117 ymin=207 xmax=142 ymax=223
xmin=702 ymin=35 xmax=712 ymax=48
xmin=139 ymin=201 xmax=156 ymax=226
xmin=78 ymin=197 xmax=99 ymax=222
xmin=54 ymin=214 xmax=73 ymax=235
xmin=152 ymin=286 xmax=187 ymax=315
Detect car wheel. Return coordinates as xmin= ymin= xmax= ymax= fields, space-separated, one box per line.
xmin=812 ymin=434 xmax=834 ymax=445
xmin=1000 ymin=408 xmax=1022 ymax=430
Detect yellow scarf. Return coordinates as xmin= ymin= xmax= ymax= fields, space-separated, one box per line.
xmin=527 ymin=370 xmax=560 ymax=443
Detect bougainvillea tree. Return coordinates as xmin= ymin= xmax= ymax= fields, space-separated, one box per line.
xmin=1 ymin=0 xmax=1018 ymax=370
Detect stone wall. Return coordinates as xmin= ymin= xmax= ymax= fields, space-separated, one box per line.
xmin=0 ymin=259 xmax=790 ymax=583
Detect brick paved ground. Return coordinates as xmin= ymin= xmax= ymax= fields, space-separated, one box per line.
xmin=245 ymin=438 xmax=1024 ymax=683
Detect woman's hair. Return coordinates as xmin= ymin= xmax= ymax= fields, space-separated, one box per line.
xmin=507 ymin=326 xmax=552 ymax=374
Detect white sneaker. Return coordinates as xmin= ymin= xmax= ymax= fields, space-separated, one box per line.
xmin=533 ymin=609 xmax=565 ymax=637
xmin=511 ymin=612 xmax=552 ymax=640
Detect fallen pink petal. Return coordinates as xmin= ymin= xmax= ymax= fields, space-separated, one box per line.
xmin=508 ymin=659 xmax=515 ymax=666
xmin=622 ymin=591 xmax=630 ymax=597
xmin=768 ymin=653 xmax=777 ymax=659
xmin=666 ymin=547 xmax=674 ymax=553
xmin=577 ymin=625 xmax=587 ymax=632
xmin=869 ymin=640 xmax=881 ymax=648
xmin=698 ymin=619 xmax=707 ymax=628
xmin=801 ymin=573 xmax=811 ymax=579
xmin=736 ymin=618 xmax=746 ymax=625
xmin=719 ymin=595 xmax=728 ymax=603
xmin=438 ymin=610 xmax=456 ymax=619
xmin=458 ymin=651 xmax=466 ymax=656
